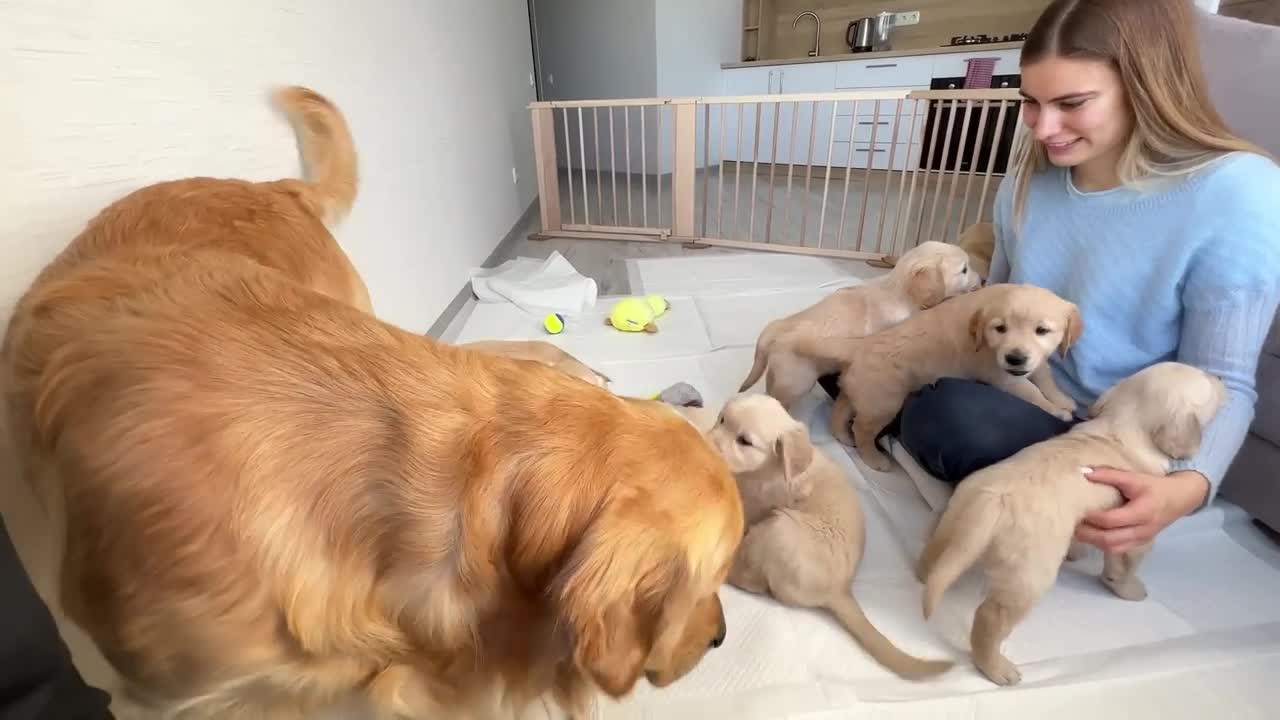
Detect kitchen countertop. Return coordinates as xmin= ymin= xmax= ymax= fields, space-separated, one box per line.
xmin=721 ymin=41 xmax=1023 ymax=69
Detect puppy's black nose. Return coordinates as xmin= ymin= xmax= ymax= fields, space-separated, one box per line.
xmin=1005 ymin=351 xmax=1027 ymax=366
xmin=711 ymin=622 xmax=727 ymax=649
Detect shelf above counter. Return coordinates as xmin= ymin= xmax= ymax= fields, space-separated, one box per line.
xmin=722 ymin=41 xmax=1024 ymax=70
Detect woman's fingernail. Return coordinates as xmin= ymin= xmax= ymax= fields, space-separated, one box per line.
xmin=1080 ymin=466 xmax=1094 ymax=475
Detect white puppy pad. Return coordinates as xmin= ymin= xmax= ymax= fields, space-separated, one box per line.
xmin=453 ymin=294 xmax=714 ymax=366
xmin=694 ymin=286 xmax=861 ymax=349
xmin=629 ymin=253 xmax=866 ymax=296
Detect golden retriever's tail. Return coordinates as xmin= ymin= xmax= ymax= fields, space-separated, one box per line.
xmin=921 ymin=491 xmax=1001 ymax=619
xmin=739 ymin=320 xmax=782 ymax=391
xmin=826 ymin=593 xmax=953 ymax=680
xmin=273 ymin=85 xmax=358 ymax=226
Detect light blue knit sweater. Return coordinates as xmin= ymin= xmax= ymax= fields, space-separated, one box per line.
xmin=989 ymin=151 xmax=1280 ymax=503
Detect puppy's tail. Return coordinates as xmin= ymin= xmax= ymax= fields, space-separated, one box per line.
xmin=273 ymin=85 xmax=358 ymax=226
xmin=826 ymin=593 xmax=953 ymax=680
xmin=739 ymin=320 xmax=782 ymax=391
xmin=921 ymin=491 xmax=1001 ymax=619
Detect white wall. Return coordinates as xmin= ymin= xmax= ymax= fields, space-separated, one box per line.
xmin=534 ymin=0 xmax=657 ymax=101
xmin=0 ymin=0 xmax=538 ymax=336
xmin=655 ymin=0 xmax=742 ymax=173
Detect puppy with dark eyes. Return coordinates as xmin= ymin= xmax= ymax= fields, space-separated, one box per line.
xmin=684 ymin=394 xmax=954 ymax=681
xmin=790 ymin=283 xmax=1082 ymax=470
xmin=917 ymin=362 xmax=1226 ymax=686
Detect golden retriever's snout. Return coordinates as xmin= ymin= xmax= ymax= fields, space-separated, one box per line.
xmin=711 ymin=616 xmax=727 ymax=648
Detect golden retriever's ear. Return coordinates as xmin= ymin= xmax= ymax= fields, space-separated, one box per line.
xmin=556 ymin=523 xmax=664 ymax=697
xmin=1151 ymin=412 xmax=1203 ymax=460
xmin=775 ymin=426 xmax=814 ymax=489
xmin=968 ymin=308 xmax=987 ymax=351
xmin=907 ymin=265 xmax=946 ymax=309
xmin=1058 ymin=305 xmax=1082 ymax=357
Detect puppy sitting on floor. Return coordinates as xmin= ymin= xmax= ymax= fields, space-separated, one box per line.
xmin=791 ymin=283 xmax=1082 ymax=470
xmin=704 ymin=394 xmax=954 ymax=680
xmin=739 ymin=240 xmax=980 ymax=410
xmin=916 ymin=361 xmax=1226 ymax=686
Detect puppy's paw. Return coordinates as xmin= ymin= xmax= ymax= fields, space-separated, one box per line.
xmin=1065 ymin=541 xmax=1090 ymax=562
xmin=860 ymin=449 xmax=894 ymax=472
xmin=1102 ymin=573 xmax=1148 ymax=602
xmin=1051 ymin=407 xmax=1074 ymax=422
xmin=976 ymin=654 xmax=1022 ymax=687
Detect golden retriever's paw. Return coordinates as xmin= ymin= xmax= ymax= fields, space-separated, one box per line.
xmin=1102 ymin=573 xmax=1148 ymax=602
xmin=976 ymin=655 xmax=1022 ymax=687
xmin=1065 ymin=541 xmax=1090 ymax=562
xmin=1051 ymin=407 xmax=1074 ymax=422
xmin=859 ymin=449 xmax=894 ymax=473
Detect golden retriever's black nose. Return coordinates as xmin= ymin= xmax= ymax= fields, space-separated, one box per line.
xmin=711 ymin=622 xmax=727 ymax=649
xmin=1004 ymin=351 xmax=1027 ymax=366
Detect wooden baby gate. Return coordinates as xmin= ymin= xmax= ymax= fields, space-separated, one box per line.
xmin=528 ymin=87 xmax=1025 ymax=264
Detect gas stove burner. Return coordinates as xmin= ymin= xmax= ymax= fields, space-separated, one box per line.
xmin=947 ymin=32 xmax=1028 ymax=46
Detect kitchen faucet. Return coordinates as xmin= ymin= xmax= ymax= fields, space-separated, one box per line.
xmin=793 ymin=11 xmax=820 ymax=57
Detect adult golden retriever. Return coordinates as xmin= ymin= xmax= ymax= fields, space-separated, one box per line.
xmin=1 ymin=87 xmax=742 ymax=719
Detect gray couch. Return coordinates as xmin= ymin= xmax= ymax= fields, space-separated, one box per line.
xmin=1198 ymin=11 xmax=1280 ymax=533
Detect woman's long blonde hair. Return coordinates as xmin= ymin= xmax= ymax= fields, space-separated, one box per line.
xmin=1009 ymin=0 xmax=1270 ymax=228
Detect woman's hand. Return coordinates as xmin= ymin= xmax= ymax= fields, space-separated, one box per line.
xmin=1074 ymin=468 xmax=1209 ymax=553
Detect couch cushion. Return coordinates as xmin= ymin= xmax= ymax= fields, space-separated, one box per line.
xmin=1197 ymin=12 xmax=1280 ymax=157
xmin=1252 ymin=343 xmax=1280 ymax=444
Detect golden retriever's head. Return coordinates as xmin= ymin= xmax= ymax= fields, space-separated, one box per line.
xmin=957 ymin=223 xmax=996 ymax=282
xmin=894 ymin=240 xmax=982 ymax=309
xmin=968 ymin=284 xmax=1082 ymax=377
xmin=554 ymin=411 xmax=742 ymax=697
xmin=1087 ymin=362 xmax=1227 ymax=459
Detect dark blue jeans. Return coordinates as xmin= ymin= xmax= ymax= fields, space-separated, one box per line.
xmin=0 ymin=516 xmax=115 ymax=720
xmin=818 ymin=374 xmax=1077 ymax=485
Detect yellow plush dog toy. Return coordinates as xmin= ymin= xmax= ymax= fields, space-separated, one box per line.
xmin=604 ymin=295 xmax=670 ymax=333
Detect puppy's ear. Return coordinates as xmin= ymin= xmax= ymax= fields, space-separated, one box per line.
xmin=907 ymin=265 xmax=946 ymax=309
xmin=968 ymin=308 xmax=988 ymax=351
xmin=775 ymin=426 xmax=814 ymax=490
xmin=1151 ymin=411 xmax=1203 ymax=460
xmin=1058 ymin=304 xmax=1082 ymax=357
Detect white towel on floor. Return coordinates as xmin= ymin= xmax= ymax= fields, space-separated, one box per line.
xmin=469 ymin=251 xmax=598 ymax=314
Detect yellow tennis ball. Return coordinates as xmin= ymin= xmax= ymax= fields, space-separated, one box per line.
xmin=543 ymin=312 xmax=565 ymax=334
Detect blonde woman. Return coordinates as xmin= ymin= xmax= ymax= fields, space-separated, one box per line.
xmin=843 ymin=0 xmax=1280 ymax=554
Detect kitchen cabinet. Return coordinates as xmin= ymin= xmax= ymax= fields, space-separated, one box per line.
xmin=717 ymin=48 xmax=1019 ymax=170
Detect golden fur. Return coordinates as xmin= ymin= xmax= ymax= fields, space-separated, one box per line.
xmin=460 ymin=340 xmax=611 ymax=389
xmin=700 ymin=395 xmax=953 ymax=680
xmin=1 ymin=87 xmax=742 ymax=719
xmin=791 ymin=283 xmax=1083 ymax=471
xmin=957 ymin=223 xmax=995 ymax=282
xmin=917 ymin=362 xmax=1226 ymax=686
xmin=739 ymin=241 xmax=981 ymax=410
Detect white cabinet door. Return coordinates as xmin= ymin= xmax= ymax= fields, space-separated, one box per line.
xmin=775 ymin=63 xmax=838 ymax=167
xmin=720 ymin=67 xmax=778 ymax=162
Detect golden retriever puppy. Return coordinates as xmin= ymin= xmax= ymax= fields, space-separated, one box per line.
xmin=2 ymin=87 xmax=742 ymax=720
xmin=739 ymin=241 xmax=981 ymax=410
xmin=699 ymin=394 xmax=953 ymax=680
xmin=916 ymin=362 xmax=1225 ymax=686
xmin=791 ymin=283 xmax=1082 ymax=471
xmin=957 ymin=223 xmax=995 ymax=282
xmin=460 ymin=339 xmax=611 ymax=388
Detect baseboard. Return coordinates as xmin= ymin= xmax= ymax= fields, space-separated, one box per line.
xmin=424 ymin=198 xmax=539 ymax=339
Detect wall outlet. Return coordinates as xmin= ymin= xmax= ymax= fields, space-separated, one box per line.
xmin=511 ymin=167 xmax=519 ymax=185
xmin=894 ymin=11 xmax=921 ymax=26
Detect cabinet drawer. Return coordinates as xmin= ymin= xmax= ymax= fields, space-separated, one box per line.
xmin=828 ymin=141 xmax=917 ymax=171
xmin=832 ymin=114 xmax=923 ymax=145
xmin=930 ymin=49 xmax=1021 ymax=79
xmin=835 ymin=56 xmax=933 ymax=89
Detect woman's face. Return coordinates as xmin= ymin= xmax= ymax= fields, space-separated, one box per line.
xmin=1019 ymin=56 xmax=1132 ymax=169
